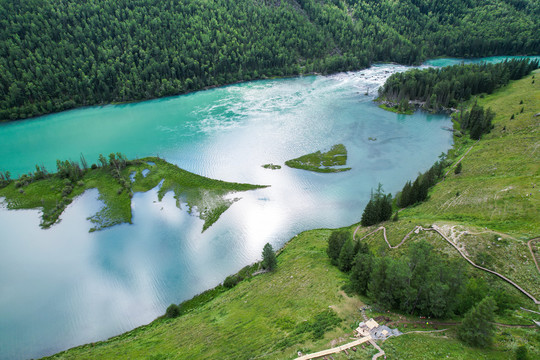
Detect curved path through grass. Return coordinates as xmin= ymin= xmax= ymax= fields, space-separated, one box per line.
xmin=528 ymin=238 xmax=540 ymax=274
xmin=353 ymin=224 xmax=540 ymax=305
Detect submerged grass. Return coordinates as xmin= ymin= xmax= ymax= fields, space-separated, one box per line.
xmin=285 ymin=144 xmax=351 ymax=173
xmin=0 ymin=156 xmax=266 ymax=232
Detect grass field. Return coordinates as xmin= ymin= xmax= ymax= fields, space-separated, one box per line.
xmin=285 ymin=144 xmax=351 ymax=173
xmin=42 ymin=72 xmax=540 ymax=359
xmin=401 ymin=70 xmax=540 ymax=238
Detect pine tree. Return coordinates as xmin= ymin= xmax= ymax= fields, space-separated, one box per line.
xmin=360 ymin=199 xmax=377 ymax=226
xmin=338 ymin=238 xmax=356 ymax=272
xmin=398 ymin=181 xmax=412 ymax=208
xmin=165 ymin=304 xmax=181 ymax=318
xmin=368 ymin=257 xmax=393 ymax=308
xmin=350 ymin=252 xmax=374 ymax=295
xmin=379 ymin=194 xmax=393 ymax=221
xmin=262 ymin=243 xmax=277 ymax=271
xmin=327 ymin=230 xmax=348 ymax=266
xmin=458 ymin=296 xmax=497 ymax=347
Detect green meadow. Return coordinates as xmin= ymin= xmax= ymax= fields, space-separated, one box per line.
xmin=43 ymin=72 xmax=540 ymax=359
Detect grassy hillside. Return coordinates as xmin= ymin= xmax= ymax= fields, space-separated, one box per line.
xmin=45 ymin=70 xmax=540 ymax=359
xmin=402 ymin=70 xmax=540 ymax=238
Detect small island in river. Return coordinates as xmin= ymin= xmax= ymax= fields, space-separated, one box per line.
xmin=0 ymin=155 xmax=266 ymax=232
xmin=262 ymin=163 xmax=281 ymax=170
xmin=285 ymin=144 xmax=351 ymax=173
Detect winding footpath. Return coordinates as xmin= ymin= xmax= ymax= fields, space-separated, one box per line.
xmin=353 ymin=224 xmax=540 ymax=305
xmin=528 ymin=238 xmax=540 ymax=274
xmin=443 ymin=140 xmax=479 ymax=178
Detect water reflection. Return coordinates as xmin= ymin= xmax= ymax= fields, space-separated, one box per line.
xmin=0 ymin=65 xmax=454 ymax=359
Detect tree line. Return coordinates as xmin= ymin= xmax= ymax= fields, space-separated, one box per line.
xmin=327 ymin=230 xmax=521 ymax=347
xmin=378 ymin=58 xmax=539 ymax=110
xmin=360 ymin=184 xmax=393 ymax=227
xmin=1 ymin=0 xmax=538 ymax=121
xmin=396 ymin=158 xmax=446 ymax=208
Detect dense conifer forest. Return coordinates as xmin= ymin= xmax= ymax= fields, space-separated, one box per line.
xmin=1 ymin=0 xmax=539 ymax=121
xmin=378 ymin=59 xmax=539 ymax=110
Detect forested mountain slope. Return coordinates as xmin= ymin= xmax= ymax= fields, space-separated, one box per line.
xmin=1 ymin=0 xmax=538 ymax=120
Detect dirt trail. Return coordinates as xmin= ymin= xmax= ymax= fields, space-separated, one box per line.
xmin=444 ymin=140 xmax=479 ymax=177
xmin=528 ymin=238 xmax=540 ymax=274
xmin=353 ymin=224 xmax=540 ymax=305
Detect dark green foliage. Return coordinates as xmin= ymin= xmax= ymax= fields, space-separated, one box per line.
xmin=457 ymin=277 xmax=488 ymax=315
xmin=380 ymin=59 xmax=539 ymax=110
xmin=454 ymin=162 xmax=462 ymax=174
xmin=458 ymin=296 xmax=497 ymax=348
xmin=345 ymin=240 xmax=466 ymax=317
xmin=0 ymin=170 xmax=11 ymax=188
xmin=327 ymin=230 xmax=349 ymax=266
xmin=361 ymin=184 xmax=392 ymax=227
xmin=165 ymin=304 xmax=181 ymax=319
xmin=223 ymin=275 xmax=241 ymax=289
xmin=461 ymin=102 xmax=495 ymax=140
xmin=349 ymin=252 xmax=374 ymax=295
xmin=397 ymin=159 xmax=445 ymax=208
xmin=511 ymin=114 xmax=515 ymax=119
xmin=515 ymin=345 xmax=528 ymax=360
xmin=56 ymin=160 xmax=83 ymax=182
xmin=294 ymin=309 xmax=341 ymax=340
xmin=338 ymin=238 xmax=355 ymax=272
xmin=1 ymin=1 xmax=538 ymax=121
xmin=33 ymin=165 xmax=49 ymax=180
xmin=262 ymin=243 xmax=277 ymax=271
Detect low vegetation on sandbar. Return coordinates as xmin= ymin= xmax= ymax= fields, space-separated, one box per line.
xmin=285 ymin=144 xmax=351 ymax=173
xmin=0 ymin=155 xmax=266 ymax=232
xmin=262 ymin=163 xmax=282 ymax=170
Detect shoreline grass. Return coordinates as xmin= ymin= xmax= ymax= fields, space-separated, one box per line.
xmin=378 ymin=103 xmax=415 ymax=115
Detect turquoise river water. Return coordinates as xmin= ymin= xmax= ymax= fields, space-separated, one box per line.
xmin=0 ymin=56 xmax=537 ymax=359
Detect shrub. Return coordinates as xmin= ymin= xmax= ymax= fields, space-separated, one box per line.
xmin=454 ymin=162 xmax=462 ymax=174
xmin=458 ymin=297 xmax=497 ymax=347
xmin=327 ymin=230 xmax=348 ymax=265
xmin=515 ymin=345 xmax=528 ymax=360
xmin=61 ymin=186 xmax=73 ymax=197
xmin=262 ymin=243 xmax=277 ymax=271
xmin=165 ymin=304 xmax=181 ymax=319
xmin=223 ymin=275 xmax=240 ymax=289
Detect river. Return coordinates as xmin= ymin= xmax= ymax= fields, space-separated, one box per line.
xmin=0 ymin=55 xmax=536 ymax=359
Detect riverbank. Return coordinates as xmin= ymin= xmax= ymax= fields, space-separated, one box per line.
xmin=43 ymin=68 xmax=540 ymax=360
